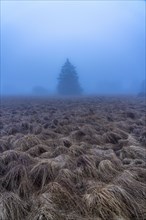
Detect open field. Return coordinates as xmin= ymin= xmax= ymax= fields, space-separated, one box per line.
xmin=0 ymin=96 xmax=146 ymax=220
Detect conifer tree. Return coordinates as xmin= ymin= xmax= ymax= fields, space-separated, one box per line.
xmin=57 ymin=59 xmax=82 ymax=95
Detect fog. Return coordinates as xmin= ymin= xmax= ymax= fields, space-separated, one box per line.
xmin=1 ymin=1 xmax=145 ymax=96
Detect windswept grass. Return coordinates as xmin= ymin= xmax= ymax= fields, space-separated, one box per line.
xmin=0 ymin=96 xmax=145 ymax=219
xmin=0 ymin=192 xmax=29 ymax=220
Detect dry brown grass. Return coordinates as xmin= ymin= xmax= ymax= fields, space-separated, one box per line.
xmin=27 ymin=144 xmax=49 ymax=157
xmin=69 ymin=144 xmax=86 ymax=157
xmin=0 ymin=150 xmax=20 ymax=165
xmin=51 ymin=146 xmax=69 ymax=157
xmin=76 ymin=154 xmax=98 ymax=178
xmin=97 ymin=159 xmax=121 ymax=182
xmin=0 ymin=192 xmax=29 ymax=220
xmin=0 ymin=96 xmax=145 ymax=219
xmin=42 ymin=182 xmax=83 ymax=214
xmin=120 ymin=145 xmax=146 ymax=160
xmin=29 ymin=160 xmax=59 ymax=189
xmin=83 ymin=183 xmax=142 ymax=219
xmin=13 ymin=134 xmax=41 ymax=151
xmin=1 ymin=164 xmax=28 ymax=191
xmin=113 ymin=170 xmax=146 ymax=200
xmin=27 ymin=193 xmax=62 ymax=220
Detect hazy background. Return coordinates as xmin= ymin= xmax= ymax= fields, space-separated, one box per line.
xmin=1 ymin=0 xmax=145 ymax=96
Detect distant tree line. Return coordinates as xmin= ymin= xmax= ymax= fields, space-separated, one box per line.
xmin=32 ymin=59 xmax=145 ymax=97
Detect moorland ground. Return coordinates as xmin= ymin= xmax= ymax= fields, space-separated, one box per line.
xmin=0 ymin=96 xmax=146 ymax=220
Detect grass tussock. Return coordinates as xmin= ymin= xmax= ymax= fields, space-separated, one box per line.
xmin=1 ymin=164 xmax=28 ymax=191
xmin=0 ymin=192 xmax=29 ymax=220
xmin=27 ymin=144 xmax=49 ymax=157
xmin=51 ymin=146 xmax=69 ymax=157
xmin=17 ymin=152 xmax=36 ymax=166
xmin=113 ymin=170 xmax=146 ymax=199
xmin=97 ymin=160 xmax=121 ymax=182
xmin=30 ymin=161 xmax=59 ymax=189
xmin=83 ymin=183 xmax=142 ymax=219
xmin=0 ymin=150 xmax=20 ymax=165
xmin=27 ymin=193 xmax=61 ymax=220
xmin=55 ymin=168 xmax=76 ymax=193
xmin=76 ymin=155 xmax=98 ymax=178
xmin=17 ymin=179 xmax=32 ymax=199
xmin=43 ymin=182 xmax=81 ymax=213
xmin=0 ymin=138 xmax=10 ymax=153
xmin=13 ymin=134 xmax=41 ymax=151
xmin=0 ymin=96 xmax=146 ymax=219
xmin=120 ymin=145 xmax=146 ymax=160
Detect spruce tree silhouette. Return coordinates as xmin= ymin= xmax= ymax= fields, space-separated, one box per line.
xmin=57 ymin=59 xmax=82 ymax=95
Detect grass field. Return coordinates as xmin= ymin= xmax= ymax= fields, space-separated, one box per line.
xmin=0 ymin=96 xmax=146 ymax=220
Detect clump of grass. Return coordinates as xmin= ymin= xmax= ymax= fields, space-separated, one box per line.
xmin=13 ymin=134 xmax=41 ymax=151
xmin=17 ymin=179 xmax=32 ymax=199
xmin=113 ymin=170 xmax=146 ymax=200
xmin=27 ymin=144 xmax=49 ymax=157
xmin=55 ymin=168 xmax=76 ymax=193
xmin=83 ymin=183 xmax=141 ymax=219
xmin=40 ymin=151 xmax=52 ymax=159
xmin=103 ymin=131 xmax=122 ymax=144
xmin=38 ymin=130 xmax=59 ymax=141
xmin=122 ymin=158 xmax=133 ymax=166
xmin=131 ymin=158 xmax=145 ymax=167
xmin=60 ymin=137 xmax=72 ymax=148
xmin=76 ymin=155 xmax=97 ymax=178
xmin=97 ymin=160 xmax=121 ymax=182
xmin=17 ymin=152 xmax=36 ymax=166
xmin=51 ymin=146 xmax=69 ymax=157
xmin=113 ymin=128 xmax=128 ymax=139
xmin=0 ymin=160 xmax=6 ymax=177
xmin=0 ymin=192 xmax=29 ymax=220
xmin=69 ymin=144 xmax=86 ymax=157
xmin=53 ymin=154 xmax=76 ymax=170
xmin=88 ymin=147 xmax=121 ymax=167
xmin=43 ymin=182 xmax=80 ymax=213
xmin=29 ymin=161 xmax=59 ymax=190
xmin=0 ymin=138 xmax=10 ymax=153
xmin=120 ymin=145 xmax=146 ymax=160
xmin=27 ymin=193 xmax=61 ymax=220
xmin=71 ymin=130 xmax=86 ymax=142
xmin=0 ymin=150 xmax=20 ymax=165
xmin=1 ymin=164 xmax=28 ymax=191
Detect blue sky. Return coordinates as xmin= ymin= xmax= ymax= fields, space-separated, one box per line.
xmin=1 ymin=0 xmax=145 ymax=95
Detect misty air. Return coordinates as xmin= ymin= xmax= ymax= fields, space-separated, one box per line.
xmin=0 ymin=1 xmax=146 ymax=220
